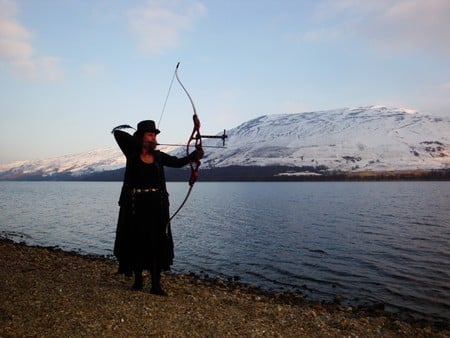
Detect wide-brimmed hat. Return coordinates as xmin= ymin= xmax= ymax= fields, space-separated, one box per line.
xmin=136 ymin=120 xmax=160 ymax=135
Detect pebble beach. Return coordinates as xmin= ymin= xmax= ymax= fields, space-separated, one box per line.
xmin=0 ymin=238 xmax=448 ymax=337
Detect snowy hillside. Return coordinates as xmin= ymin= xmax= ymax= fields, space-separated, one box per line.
xmin=0 ymin=148 xmax=124 ymax=179
xmin=0 ymin=145 xmax=178 ymax=180
xmin=199 ymin=105 xmax=450 ymax=172
xmin=0 ymin=106 xmax=449 ymax=180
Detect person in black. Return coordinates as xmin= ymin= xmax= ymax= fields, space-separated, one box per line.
xmin=112 ymin=120 xmax=202 ymax=295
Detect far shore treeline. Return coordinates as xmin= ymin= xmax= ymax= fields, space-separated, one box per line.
xmin=1 ymin=166 xmax=449 ymax=182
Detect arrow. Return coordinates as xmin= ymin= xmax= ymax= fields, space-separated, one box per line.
xmin=157 ymin=143 xmax=226 ymax=149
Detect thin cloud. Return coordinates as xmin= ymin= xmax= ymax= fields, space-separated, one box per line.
xmin=0 ymin=0 xmax=63 ymax=81
xmin=307 ymin=0 xmax=450 ymax=55
xmin=128 ymin=0 xmax=206 ymax=55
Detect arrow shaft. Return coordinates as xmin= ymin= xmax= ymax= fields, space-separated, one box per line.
xmin=157 ymin=143 xmax=225 ymax=149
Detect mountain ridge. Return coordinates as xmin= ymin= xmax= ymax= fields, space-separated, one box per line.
xmin=1 ymin=106 xmax=449 ymax=181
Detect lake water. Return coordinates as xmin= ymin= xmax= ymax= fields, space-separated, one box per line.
xmin=0 ymin=181 xmax=449 ymax=322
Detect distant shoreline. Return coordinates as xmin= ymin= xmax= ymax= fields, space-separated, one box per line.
xmin=1 ymin=167 xmax=449 ymax=182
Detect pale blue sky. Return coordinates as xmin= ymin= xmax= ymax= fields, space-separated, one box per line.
xmin=1 ymin=0 xmax=449 ymax=163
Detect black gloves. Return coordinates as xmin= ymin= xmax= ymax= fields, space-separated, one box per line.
xmin=191 ymin=149 xmax=204 ymax=161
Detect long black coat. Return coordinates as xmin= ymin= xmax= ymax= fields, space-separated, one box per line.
xmin=113 ymin=130 xmax=193 ymax=272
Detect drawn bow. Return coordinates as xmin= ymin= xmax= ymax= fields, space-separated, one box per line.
xmin=168 ymin=63 xmax=203 ymax=221
xmin=162 ymin=63 xmax=228 ymax=222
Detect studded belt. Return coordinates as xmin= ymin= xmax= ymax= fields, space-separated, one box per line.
xmin=131 ymin=187 xmax=159 ymax=194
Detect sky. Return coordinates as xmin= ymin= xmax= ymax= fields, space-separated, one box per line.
xmin=1 ymin=0 xmax=450 ymax=164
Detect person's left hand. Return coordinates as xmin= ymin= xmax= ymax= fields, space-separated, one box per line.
xmin=194 ymin=148 xmax=204 ymax=160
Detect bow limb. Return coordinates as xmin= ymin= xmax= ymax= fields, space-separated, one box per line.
xmin=175 ymin=62 xmax=198 ymax=118
xmin=175 ymin=62 xmax=203 ymax=187
xmin=169 ymin=63 xmax=203 ymax=222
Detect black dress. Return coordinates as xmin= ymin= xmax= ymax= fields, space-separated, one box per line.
xmin=113 ymin=130 xmax=192 ymax=273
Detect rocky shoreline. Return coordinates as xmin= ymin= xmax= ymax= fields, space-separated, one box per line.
xmin=1 ymin=238 xmax=448 ymax=337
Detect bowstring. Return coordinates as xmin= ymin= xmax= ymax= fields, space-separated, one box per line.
xmin=157 ymin=66 xmax=177 ymax=129
xmin=159 ymin=63 xmax=194 ymax=226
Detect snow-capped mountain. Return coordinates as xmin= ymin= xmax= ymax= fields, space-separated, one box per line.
xmin=199 ymin=105 xmax=449 ymax=173
xmin=1 ymin=106 xmax=449 ymax=180
xmin=0 ymin=145 xmax=178 ymax=180
xmin=0 ymin=148 xmax=124 ymax=179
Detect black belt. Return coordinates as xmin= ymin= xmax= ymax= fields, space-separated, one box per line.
xmin=131 ymin=188 xmax=159 ymax=194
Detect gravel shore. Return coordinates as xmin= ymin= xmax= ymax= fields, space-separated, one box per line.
xmin=1 ymin=238 xmax=448 ymax=337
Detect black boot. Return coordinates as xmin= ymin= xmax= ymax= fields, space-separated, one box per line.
xmin=132 ymin=269 xmax=143 ymax=291
xmin=150 ymin=265 xmax=167 ymax=296
xmin=117 ymin=261 xmax=132 ymax=277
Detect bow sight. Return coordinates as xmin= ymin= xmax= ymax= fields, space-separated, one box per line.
xmin=157 ymin=129 xmax=228 ymax=148
xmin=196 ymin=129 xmax=228 ymax=147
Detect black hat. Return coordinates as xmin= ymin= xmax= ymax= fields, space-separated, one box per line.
xmin=136 ymin=120 xmax=160 ymax=135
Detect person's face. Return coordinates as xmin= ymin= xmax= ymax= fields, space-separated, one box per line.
xmin=143 ymin=132 xmax=157 ymax=143
xmin=142 ymin=132 xmax=157 ymax=151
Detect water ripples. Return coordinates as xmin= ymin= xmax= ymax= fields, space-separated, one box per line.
xmin=0 ymin=181 xmax=449 ymax=322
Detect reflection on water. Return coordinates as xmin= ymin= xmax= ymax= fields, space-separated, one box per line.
xmin=0 ymin=181 xmax=449 ymax=322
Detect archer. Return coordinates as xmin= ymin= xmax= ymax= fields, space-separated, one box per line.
xmin=111 ymin=120 xmax=203 ymax=295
